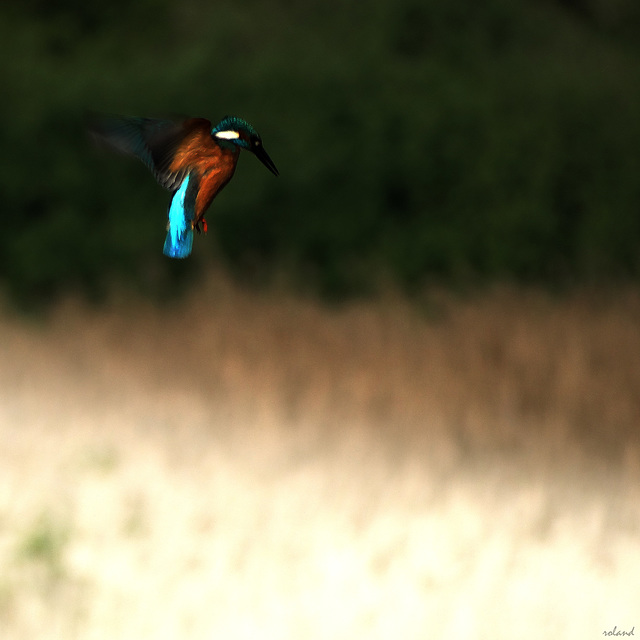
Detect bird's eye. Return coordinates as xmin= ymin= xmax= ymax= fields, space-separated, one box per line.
xmin=254 ymin=139 xmax=261 ymax=146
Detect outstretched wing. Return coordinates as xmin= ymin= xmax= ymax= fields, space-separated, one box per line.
xmin=88 ymin=114 xmax=212 ymax=192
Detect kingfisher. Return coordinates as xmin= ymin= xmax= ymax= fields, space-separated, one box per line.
xmin=90 ymin=114 xmax=279 ymax=258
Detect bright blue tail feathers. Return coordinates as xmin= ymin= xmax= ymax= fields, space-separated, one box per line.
xmin=163 ymin=227 xmax=193 ymax=258
xmin=163 ymin=175 xmax=194 ymax=259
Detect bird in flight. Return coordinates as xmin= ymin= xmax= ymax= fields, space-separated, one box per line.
xmin=90 ymin=114 xmax=279 ymax=258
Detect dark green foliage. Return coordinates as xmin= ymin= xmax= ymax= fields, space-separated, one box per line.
xmin=1 ymin=0 xmax=640 ymax=305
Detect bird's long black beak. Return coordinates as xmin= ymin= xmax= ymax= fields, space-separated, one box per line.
xmin=253 ymin=144 xmax=279 ymax=177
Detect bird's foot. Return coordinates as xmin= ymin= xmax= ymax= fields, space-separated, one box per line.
xmin=194 ymin=218 xmax=208 ymax=235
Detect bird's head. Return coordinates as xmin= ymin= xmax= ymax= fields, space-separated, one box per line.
xmin=212 ymin=116 xmax=279 ymax=176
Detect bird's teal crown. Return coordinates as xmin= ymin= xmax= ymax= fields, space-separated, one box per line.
xmin=211 ymin=116 xmax=259 ymax=149
xmin=211 ymin=115 xmax=279 ymax=177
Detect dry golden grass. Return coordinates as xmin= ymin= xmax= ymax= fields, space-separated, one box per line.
xmin=0 ymin=273 xmax=639 ymax=639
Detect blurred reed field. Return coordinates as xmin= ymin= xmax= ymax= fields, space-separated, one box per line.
xmin=1 ymin=273 xmax=639 ymax=638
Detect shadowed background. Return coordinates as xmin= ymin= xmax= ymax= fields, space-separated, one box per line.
xmin=0 ymin=0 xmax=639 ymax=638
xmin=2 ymin=0 xmax=640 ymax=303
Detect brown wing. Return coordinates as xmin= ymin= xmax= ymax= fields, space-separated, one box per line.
xmin=89 ymin=115 xmax=213 ymax=192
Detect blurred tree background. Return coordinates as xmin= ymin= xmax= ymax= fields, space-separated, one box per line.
xmin=1 ymin=0 xmax=640 ymax=305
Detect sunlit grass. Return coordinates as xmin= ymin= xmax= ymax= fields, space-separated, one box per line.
xmin=0 ymin=275 xmax=638 ymax=639
xmin=16 ymin=513 xmax=70 ymax=584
